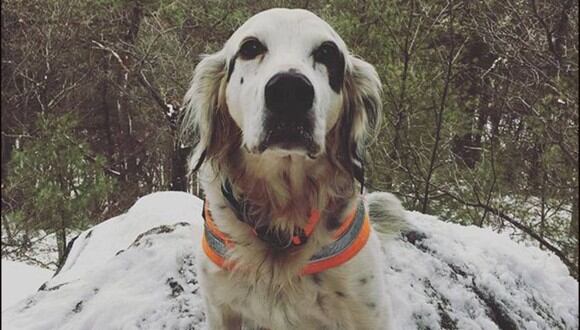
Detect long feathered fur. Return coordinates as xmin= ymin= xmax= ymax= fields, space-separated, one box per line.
xmin=180 ymin=26 xmax=403 ymax=328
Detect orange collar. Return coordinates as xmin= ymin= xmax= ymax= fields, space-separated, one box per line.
xmin=201 ymin=198 xmax=371 ymax=275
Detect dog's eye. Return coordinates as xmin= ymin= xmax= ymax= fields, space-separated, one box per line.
xmin=313 ymin=41 xmax=340 ymax=65
xmin=239 ymin=38 xmax=266 ymax=60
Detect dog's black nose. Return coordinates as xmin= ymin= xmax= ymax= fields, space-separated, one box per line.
xmin=265 ymin=72 xmax=314 ymax=116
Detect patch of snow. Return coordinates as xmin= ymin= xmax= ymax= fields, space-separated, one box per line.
xmin=55 ymin=192 xmax=203 ymax=284
xmin=1 ymin=192 xmax=578 ymax=330
xmin=2 ymin=229 xmax=81 ymax=271
xmin=2 ymin=260 xmax=53 ymax=311
xmin=385 ymin=211 xmax=578 ymax=330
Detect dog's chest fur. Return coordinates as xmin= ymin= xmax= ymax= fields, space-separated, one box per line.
xmin=198 ymin=232 xmax=386 ymax=330
xmin=196 ymin=161 xmax=389 ymax=329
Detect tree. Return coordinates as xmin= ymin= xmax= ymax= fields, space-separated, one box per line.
xmin=1 ymin=0 xmax=577 ymax=276
xmin=3 ymin=114 xmax=114 ymax=266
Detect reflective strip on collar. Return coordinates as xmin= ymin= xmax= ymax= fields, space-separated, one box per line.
xmin=310 ymin=200 xmax=365 ymax=260
xmin=204 ymin=226 xmax=229 ymax=260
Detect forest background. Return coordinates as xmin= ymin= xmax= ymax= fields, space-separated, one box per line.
xmin=1 ymin=0 xmax=578 ymax=278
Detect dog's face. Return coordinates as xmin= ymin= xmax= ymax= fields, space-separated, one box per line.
xmin=224 ymin=9 xmax=346 ymax=157
xmin=184 ymin=8 xmax=381 ymax=170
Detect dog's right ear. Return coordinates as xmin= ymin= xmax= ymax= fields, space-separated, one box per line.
xmin=181 ymin=51 xmax=237 ymax=172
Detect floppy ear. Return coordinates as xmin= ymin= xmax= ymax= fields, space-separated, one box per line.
xmin=335 ymin=56 xmax=382 ymax=183
xmin=181 ymin=51 xmax=240 ymax=172
xmin=345 ymin=57 xmax=381 ymax=146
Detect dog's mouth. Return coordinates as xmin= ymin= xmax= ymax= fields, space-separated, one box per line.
xmin=256 ymin=122 xmax=320 ymax=158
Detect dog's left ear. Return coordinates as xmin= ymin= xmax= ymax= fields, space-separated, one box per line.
xmin=338 ymin=56 xmax=382 ymax=182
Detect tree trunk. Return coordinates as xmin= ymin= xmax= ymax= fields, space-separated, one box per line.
xmin=115 ymin=0 xmax=143 ymax=188
xmin=56 ymin=227 xmax=67 ymax=266
xmin=170 ymin=145 xmax=190 ymax=192
xmin=99 ymin=62 xmax=115 ymax=162
xmin=421 ymin=4 xmax=456 ymax=214
xmin=570 ymin=187 xmax=579 ymax=269
xmin=2 ymin=217 xmax=14 ymax=244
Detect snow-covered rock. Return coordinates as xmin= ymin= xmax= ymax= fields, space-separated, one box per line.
xmin=2 ymin=192 xmax=578 ymax=330
xmin=2 ymin=260 xmax=53 ymax=310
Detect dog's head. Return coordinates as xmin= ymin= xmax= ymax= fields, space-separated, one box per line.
xmin=183 ymin=8 xmax=381 ymax=174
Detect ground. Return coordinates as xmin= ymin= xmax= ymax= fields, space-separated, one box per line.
xmin=1 ymin=260 xmax=53 ymax=310
xmin=1 ymin=192 xmax=578 ymax=329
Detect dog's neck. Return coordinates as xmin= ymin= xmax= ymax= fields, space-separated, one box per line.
xmin=220 ymin=149 xmax=356 ymax=233
xmin=200 ymin=149 xmax=359 ymax=279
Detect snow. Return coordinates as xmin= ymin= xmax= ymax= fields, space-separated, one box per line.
xmin=1 ymin=260 xmax=53 ymax=310
xmin=2 ymin=192 xmax=578 ymax=329
xmin=1 ymin=228 xmax=82 ymax=271
xmin=54 ymin=192 xmax=203 ymax=285
xmin=386 ymin=212 xmax=578 ymax=329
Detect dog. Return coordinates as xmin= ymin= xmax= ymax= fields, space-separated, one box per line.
xmin=182 ymin=8 xmax=405 ymax=330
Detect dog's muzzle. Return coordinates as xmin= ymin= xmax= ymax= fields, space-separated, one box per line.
xmin=260 ymin=71 xmax=319 ymax=156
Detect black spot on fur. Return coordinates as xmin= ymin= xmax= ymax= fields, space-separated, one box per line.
xmin=359 ymin=277 xmax=368 ymax=285
xmin=329 ymin=50 xmax=345 ymax=92
xmin=325 ymin=201 xmax=350 ymax=231
xmin=326 ymin=214 xmax=341 ymax=231
xmin=312 ymin=274 xmax=323 ymax=286
xmin=227 ymin=55 xmax=237 ymax=82
xmin=313 ymin=41 xmax=345 ymax=93
xmin=240 ymin=77 xmax=244 ymax=84
xmin=335 ymin=291 xmax=346 ymax=298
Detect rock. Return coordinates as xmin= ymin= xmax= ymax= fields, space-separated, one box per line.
xmin=2 ymin=192 xmax=577 ymax=330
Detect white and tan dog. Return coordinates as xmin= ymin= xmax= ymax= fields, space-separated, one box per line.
xmin=182 ymin=8 xmax=405 ymax=330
